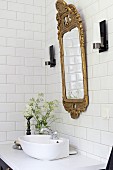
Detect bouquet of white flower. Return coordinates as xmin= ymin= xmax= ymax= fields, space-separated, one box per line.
xmin=24 ymin=93 xmax=58 ymax=134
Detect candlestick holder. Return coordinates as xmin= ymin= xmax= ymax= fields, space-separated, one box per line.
xmin=26 ymin=116 xmax=33 ymax=135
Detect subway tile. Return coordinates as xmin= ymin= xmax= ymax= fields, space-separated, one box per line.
xmin=108 ymin=90 xmax=113 ymax=103
xmin=93 ymin=63 xmax=107 ymax=77
xmin=17 ymin=12 xmax=33 ymax=22
xmin=85 ymin=104 xmax=100 ymax=116
xmin=87 ymin=129 xmax=101 ymax=143
xmin=101 ymin=76 xmax=113 ymax=90
xmin=88 ymin=66 xmax=93 ymax=78
xmin=7 ymin=94 xmax=24 ymax=103
xmin=0 ymin=103 xmax=15 ymax=112
xmin=109 ymin=118 xmax=113 ymax=132
xmin=0 ymin=75 xmax=6 ymax=83
xmin=79 ymin=116 xmax=93 ymax=128
xmin=25 ymin=76 xmax=41 ymax=85
xmin=62 ymin=113 xmax=79 ymax=126
xmin=16 ymin=103 xmax=25 ymax=112
xmin=0 ymin=10 xmax=16 ymax=20
xmin=93 ymin=143 xmax=109 ymax=158
xmin=25 ymin=58 xmax=41 ymax=67
xmin=34 ymin=85 xmax=45 ymax=93
xmin=8 ymin=2 xmax=25 ymax=12
xmin=0 ymin=19 xmax=7 ymax=28
xmin=108 ymin=19 xmax=113 ymax=34
xmin=99 ymin=0 xmax=113 ymax=11
xmin=93 ymin=117 xmax=108 ymax=131
xmin=0 ymin=132 xmax=6 ymax=141
xmin=108 ymin=5 xmax=113 ymax=20
xmin=7 ymin=38 xmax=25 ymax=48
xmin=25 ymin=40 xmax=42 ymax=49
xmin=25 ymin=22 xmax=41 ymax=32
xmin=34 ymin=15 xmax=45 ymax=24
xmin=56 ymin=123 xmax=75 ymax=136
xmin=0 ymin=37 xmax=6 ymax=46
xmin=0 ymin=47 xmax=15 ymax=56
xmin=7 ymin=75 xmax=24 ymax=84
xmin=108 ymin=61 xmax=113 ymax=75
xmin=16 ymin=66 xmax=34 ymax=75
xmin=79 ymin=139 xmax=94 ymax=154
xmin=8 ymin=20 xmax=24 ymax=30
xmin=87 ymin=53 xmax=99 ymax=66
xmin=0 ymin=28 xmax=16 ymax=38
xmin=25 ymin=5 xmax=41 ymax=15
xmin=7 ymin=112 xmax=24 ymax=121
xmin=92 ymin=9 xmax=107 ymax=23
xmin=89 ymin=78 xmax=100 ymax=90
xmin=0 ymin=84 xmax=15 ymax=94
xmin=7 ymin=56 xmax=24 ymax=66
xmin=100 ymin=50 xmax=113 ymax=63
xmin=7 ymin=131 xmax=24 ymax=141
xmin=34 ymin=32 xmax=45 ymax=41
xmin=34 ymin=67 xmax=45 ymax=76
xmin=93 ymin=90 xmax=108 ymax=104
xmin=0 ymin=56 xmax=6 ymax=65
xmin=0 ymin=122 xmax=15 ymax=131
xmin=108 ymin=33 xmax=113 ymax=48
xmin=0 ymin=65 xmax=15 ymax=75
xmin=0 ymin=1 xmax=7 ymax=9
xmin=16 ymin=48 xmax=34 ymax=57
xmin=0 ymin=112 xmax=6 ymax=121
xmin=42 ymin=7 xmax=46 ymax=15
xmin=16 ymin=122 xmax=25 ymax=131
xmin=16 ymin=85 xmax=34 ymax=94
xmin=0 ymin=94 xmax=6 ymax=103
xmin=100 ymin=104 xmax=113 ymax=118
xmin=34 ymin=49 xmax=45 ymax=58
xmin=76 ymin=126 xmax=87 ymax=139
xmin=17 ymin=30 xmax=33 ymax=40
xmin=101 ymin=131 xmax=113 ymax=146
xmin=0 ymin=75 xmax=6 ymax=84
xmin=85 ymin=2 xmax=99 ymax=18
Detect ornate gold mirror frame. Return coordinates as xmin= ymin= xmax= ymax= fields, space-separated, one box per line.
xmin=56 ymin=0 xmax=89 ymax=119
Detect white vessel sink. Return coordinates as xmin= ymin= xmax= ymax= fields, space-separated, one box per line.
xmin=19 ymin=135 xmax=69 ymax=161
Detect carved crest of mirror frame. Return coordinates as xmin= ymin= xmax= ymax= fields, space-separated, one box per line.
xmin=56 ymin=0 xmax=89 ymax=119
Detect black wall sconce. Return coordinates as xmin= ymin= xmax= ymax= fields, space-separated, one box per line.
xmin=45 ymin=45 xmax=56 ymax=67
xmin=93 ymin=20 xmax=108 ymax=53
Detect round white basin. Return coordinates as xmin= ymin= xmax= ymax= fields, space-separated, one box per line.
xmin=19 ymin=135 xmax=69 ymax=161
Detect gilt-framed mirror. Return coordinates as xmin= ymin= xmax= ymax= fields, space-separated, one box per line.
xmin=56 ymin=0 xmax=89 ymax=119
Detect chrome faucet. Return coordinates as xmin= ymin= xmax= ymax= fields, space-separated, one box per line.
xmin=51 ymin=131 xmax=59 ymax=140
xmin=40 ymin=128 xmax=59 ymax=140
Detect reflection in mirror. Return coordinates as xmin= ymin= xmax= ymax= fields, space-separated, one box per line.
xmin=63 ymin=28 xmax=84 ymax=99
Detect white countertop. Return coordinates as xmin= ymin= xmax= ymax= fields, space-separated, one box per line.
xmin=0 ymin=144 xmax=105 ymax=170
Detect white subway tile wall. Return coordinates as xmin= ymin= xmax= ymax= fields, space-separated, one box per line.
xmin=45 ymin=0 xmax=113 ymax=161
xmin=0 ymin=0 xmax=45 ymax=142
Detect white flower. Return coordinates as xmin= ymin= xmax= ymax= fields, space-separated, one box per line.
xmin=23 ymin=93 xmax=59 ymax=130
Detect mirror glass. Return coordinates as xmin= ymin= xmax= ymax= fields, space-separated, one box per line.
xmin=63 ymin=28 xmax=84 ymax=99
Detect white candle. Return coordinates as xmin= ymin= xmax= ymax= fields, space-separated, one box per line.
xmin=93 ymin=22 xmax=101 ymax=49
